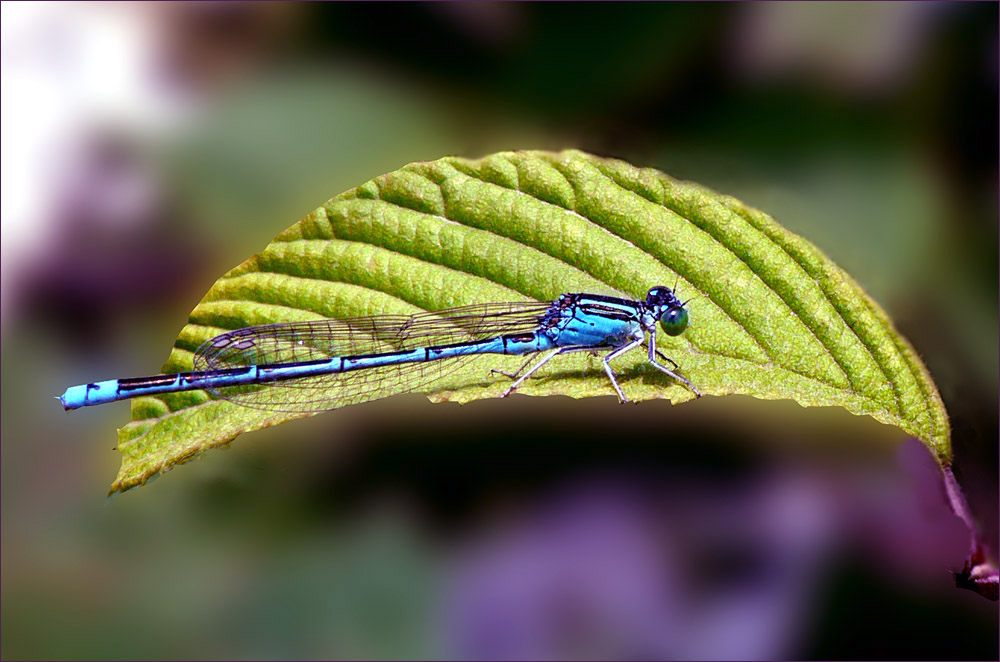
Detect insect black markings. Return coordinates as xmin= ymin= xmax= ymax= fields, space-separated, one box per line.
xmin=424 ymin=339 xmax=488 ymax=356
xmin=579 ymin=303 xmax=640 ymax=322
xmin=118 ymin=374 xmax=181 ymax=392
xmin=344 ymin=350 xmax=410 ymax=362
xmin=577 ymin=293 xmax=628 ymax=305
xmin=254 ymin=360 xmax=317 ymax=382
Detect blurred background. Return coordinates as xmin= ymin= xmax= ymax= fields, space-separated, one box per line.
xmin=2 ymin=2 xmax=996 ymax=659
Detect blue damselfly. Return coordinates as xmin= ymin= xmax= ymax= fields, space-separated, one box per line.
xmin=59 ymin=286 xmax=700 ymax=411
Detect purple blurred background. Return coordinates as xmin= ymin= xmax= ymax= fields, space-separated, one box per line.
xmin=2 ymin=3 xmax=996 ymax=659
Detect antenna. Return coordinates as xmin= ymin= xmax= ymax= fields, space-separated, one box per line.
xmin=682 ymin=294 xmax=705 ymax=307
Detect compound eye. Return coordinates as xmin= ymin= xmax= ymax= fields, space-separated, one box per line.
xmin=659 ymin=306 xmax=689 ymax=336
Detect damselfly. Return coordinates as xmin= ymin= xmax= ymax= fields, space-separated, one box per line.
xmin=59 ymin=286 xmax=701 ymax=412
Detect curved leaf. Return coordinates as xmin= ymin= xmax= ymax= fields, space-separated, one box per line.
xmin=112 ymin=150 xmax=949 ymax=493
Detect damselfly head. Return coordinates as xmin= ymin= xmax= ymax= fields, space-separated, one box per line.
xmin=645 ymin=286 xmax=690 ymax=336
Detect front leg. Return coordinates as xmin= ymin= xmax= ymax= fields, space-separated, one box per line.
xmin=647 ymin=329 xmax=702 ymax=398
xmin=654 ymin=349 xmax=679 ymax=369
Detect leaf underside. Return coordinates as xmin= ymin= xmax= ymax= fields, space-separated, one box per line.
xmin=113 ymin=150 xmax=949 ymax=493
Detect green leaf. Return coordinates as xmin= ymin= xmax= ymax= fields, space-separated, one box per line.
xmin=112 ymin=150 xmax=949 ymax=493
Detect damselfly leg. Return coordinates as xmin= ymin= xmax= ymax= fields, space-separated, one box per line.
xmin=647 ymin=329 xmax=701 ymax=397
xmin=601 ymin=337 xmax=645 ymax=403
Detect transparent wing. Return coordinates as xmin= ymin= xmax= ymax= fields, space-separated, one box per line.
xmin=192 ymin=301 xmax=553 ymax=413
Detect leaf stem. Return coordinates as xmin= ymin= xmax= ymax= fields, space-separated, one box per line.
xmin=944 ymin=465 xmax=999 ymax=601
